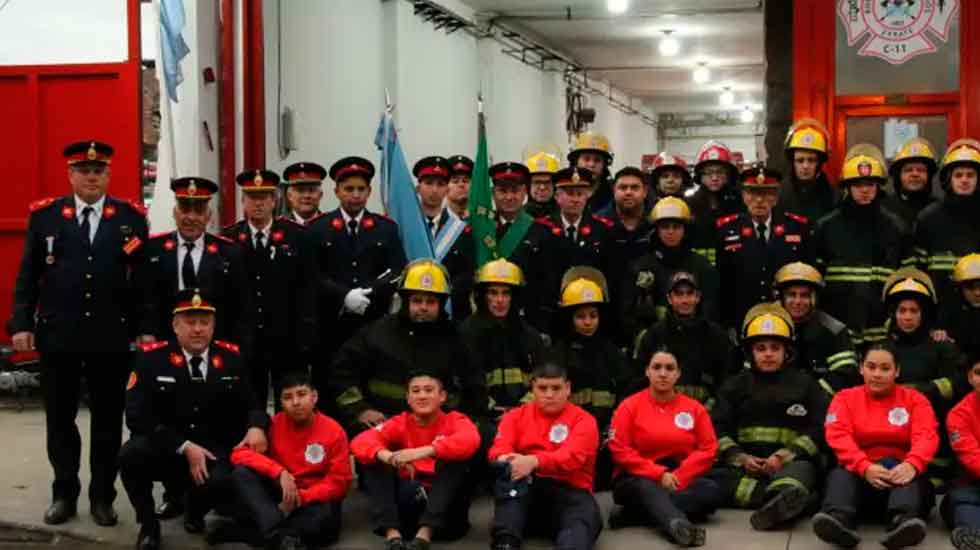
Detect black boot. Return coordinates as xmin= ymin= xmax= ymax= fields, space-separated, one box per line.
xmin=812 ymin=511 xmax=860 ymax=548
xmin=750 ymin=487 xmax=810 ymax=530
xmin=881 ymin=514 xmax=927 ymax=549
xmin=43 ymin=499 xmax=77 ymax=525
xmin=952 ymin=526 xmax=980 ymax=550
xmin=667 ymin=518 xmax=706 ymax=547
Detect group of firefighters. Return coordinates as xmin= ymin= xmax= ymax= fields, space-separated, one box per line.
xmin=9 ymin=118 xmax=980 ymax=550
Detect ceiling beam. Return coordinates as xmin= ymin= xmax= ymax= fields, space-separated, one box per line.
xmin=585 ymin=63 xmax=763 ymax=73
xmin=482 ymin=1 xmax=762 ymax=22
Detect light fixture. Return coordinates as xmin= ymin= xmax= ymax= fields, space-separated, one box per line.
xmin=658 ymin=30 xmax=680 ymax=57
xmin=740 ymin=106 xmax=755 ymax=123
xmin=607 ymin=0 xmax=629 ymax=14
xmin=692 ymin=63 xmax=710 ymax=84
xmin=719 ymin=87 xmax=734 ymax=106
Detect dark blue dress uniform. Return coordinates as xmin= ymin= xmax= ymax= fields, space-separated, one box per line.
xmin=134 ymin=177 xmax=253 ymax=352
xmin=307 ymin=157 xmax=406 ymax=412
xmin=119 ymin=292 xmax=269 ymax=546
xmin=221 ymin=169 xmax=316 ymax=409
xmin=7 ymin=141 xmax=149 ymax=517
xmin=716 ymin=167 xmax=812 ymax=328
xmin=512 ymin=167 xmax=613 ymax=334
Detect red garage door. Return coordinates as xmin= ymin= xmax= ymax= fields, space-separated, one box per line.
xmin=0 ymin=0 xmax=142 ymax=341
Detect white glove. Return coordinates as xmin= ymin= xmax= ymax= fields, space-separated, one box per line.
xmin=344 ymin=288 xmax=373 ymax=315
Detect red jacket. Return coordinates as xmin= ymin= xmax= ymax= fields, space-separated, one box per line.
xmin=608 ymin=390 xmax=717 ymax=490
xmin=231 ymin=412 xmax=352 ymax=506
xmin=825 ymin=385 xmax=938 ymax=476
xmin=948 ymin=391 xmax=980 ymax=480
xmin=488 ymin=401 xmax=598 ymax=491
xmin=350 ymin=411 xmax=480 ymax=484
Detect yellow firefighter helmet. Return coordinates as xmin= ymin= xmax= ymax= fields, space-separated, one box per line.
xmin=568 ymin=132 xmax=613 ymax=164
xmin=559 ymin=266 xmax=609 ymax=307
xmin=784 ymin=118 xmax=830 ymax=160
xmin=475 ymin=259 xmax=525 ymax=287
xmin=741 ymin=303 xmax=795 ymax=342
xmin=648 ymin=197 xmax=692 ymax=224
xmin=399 ymin=259 xmax=451 ymax=296
xmin=525 ymin=151 xmax=561 ymax=176
xmin=939 ymin=138 xmax=980 ymax=186
xmin=773 ymin=262 xmax=825 ymax=289
xmin=882 ymin=267 xmax=936 ymax=304
xmin=840 ymin=143 xmax=888 ymax=185
xmin=889 ymin=137 xmax=938 ymax=181
xmin=953 ymin=254 xmax=980 ymax=284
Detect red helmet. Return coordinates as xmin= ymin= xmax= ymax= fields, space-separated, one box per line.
xmin=650 ymin=153 xmax=692 ymax=187
xmin=694 ymin=140 xmax=737 ymax=184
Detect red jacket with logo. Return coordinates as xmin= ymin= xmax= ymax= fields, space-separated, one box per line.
xmin=488 ymin=401 xmax=598 ymax=491
xmin=230 ymin=412 xmax=352 ymax=505
xmin=947 ymin=391 xmax=980 ymax=480
xmin=825 ymin=385 xmax=938 ymax=476
xmin=608 ymin=391 xmax=717 ymax=490
xmin=350 ymin=411 xmax=480 ymax=484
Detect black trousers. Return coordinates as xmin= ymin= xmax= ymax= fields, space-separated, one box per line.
xmin=245 ymin=343 xmax=287 ymax=413
xmin=231 ymin=466 xmax=341 ymax=545
xmin=41 ymin=351 xmax=128 ymax=504
xmin=612 ymin=474 xmax=724 ymax=529
xmin=821 ymin=461 xmax=934 ymax=525
xmin=119 ymin=435 xmax=234 ymax=531
xmin=362 ymin=460 xmax=471 ymax=540
xmin=491 ymin=476 xmax=603 ymax=550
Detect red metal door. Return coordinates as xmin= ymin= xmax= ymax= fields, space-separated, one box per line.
xmin=0 ymin=0 xmax=142 ymax=340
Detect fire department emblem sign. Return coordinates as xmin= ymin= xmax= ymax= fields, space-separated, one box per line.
xmin=674 ymin=412 xmax=694 ymax=431
xmin=888 ymin=406 xmax=910 ymax=426
xmin=838 ymin=0 xmax=959 ymax=65
xmin=305 ymin=443 xmax=325 ymax=464
xmin=549 ymin=423 xmax=569 ymax=444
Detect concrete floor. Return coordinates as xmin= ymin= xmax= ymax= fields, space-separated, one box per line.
xmin=0 ymin=405 xmax=959 ymax=549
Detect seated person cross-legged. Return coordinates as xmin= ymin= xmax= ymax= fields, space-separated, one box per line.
xmin=607 ymin=349 xmax=723 ymax=547
xmin=229 ymin=371 xmax=353 ymax=550
xmin=350 ymin=370 xmax=480 ymax=550
xmin=812 ymin=343 xmax=938 ymax=550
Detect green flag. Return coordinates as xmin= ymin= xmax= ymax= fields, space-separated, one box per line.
xmin=469 ymin=109 xmax=497 ymax=267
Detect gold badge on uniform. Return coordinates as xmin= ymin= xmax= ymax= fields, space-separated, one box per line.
xmin=571 ymin=171 xmax=581 ymax=184
xmin=187 ymin=181 xmax=198 ymax=196
xmin=756 ymin=172 xmax=766 ymax=185
xmin=191 ymin=293 xmax=202 ymax=307
xmin=254 ymin=172 xmax=263 ymax=186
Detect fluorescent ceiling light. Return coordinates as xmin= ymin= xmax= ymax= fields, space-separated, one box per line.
xmin=740 ymin=107 xmax=755 ymax=123
xmin=693 ymin=64 xmax=710 ymax=84
xmin=659 ymin=30 xmax=680 ymax=57
xmin=719 ymin=88 xmax=734 ymax=106
xmin=607 ymin=0 xmax=629 ymax=14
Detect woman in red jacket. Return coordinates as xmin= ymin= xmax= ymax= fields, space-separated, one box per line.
xmin=812 ymin=343 xmax=939 ymax=549
xmin=350 ymin=370 xmax=480 ymax=550
xmin=607 ymin=349 xmax=722 ymax=547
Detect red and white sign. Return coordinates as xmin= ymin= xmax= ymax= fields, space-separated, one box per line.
xmin=838 ymin=0 xmax=958 ymax=65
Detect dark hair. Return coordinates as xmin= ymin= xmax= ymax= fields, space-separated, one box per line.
xmin=614 ymin=166 xmax=647 ymax=183
xmin=406 ymin=370 xmax=446 ymax=388
xmin=530 ymin=360 xmax=569 ymax=381
xmin=861 ymin=342 xmax=899 ymax=364
xmin=279 ymin=371 xmax=314 ymax=393
xmin=648 ymin=347 xmax=679 ymax=367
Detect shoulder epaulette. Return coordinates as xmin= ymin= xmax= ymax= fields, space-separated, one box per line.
xmin=715 ymin=214 xmax=739 ymax=228
xmin=211 ymin=233 xmax=235 ymax=244
xmin=786 ymin=212 xmax=809 ymax=225
xmin=534 ymin=216 xmax=557 ymax=228
xmin=371 ymin=212 xmax=395 ymax=223
xmin=28 ymin=197 xmax=57 ymax=213
xmin=214 ymin=340 xmax=241 ymax=354
xmin=592 ymin=215 xmax=615 ymax=228
xmin=149 ymin=231 xmax=173 ymax=240
xmin=276 ymin=216 xmax=305 ymax=228
xmin=126 ymin=199 xmax=148 ymax=216
xmin=139 ymin=341 xmax=168 ymax=353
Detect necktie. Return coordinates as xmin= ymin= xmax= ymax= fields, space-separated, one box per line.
xmin=757 ymin=223 xmax=768 ymax=243
xmin=427 ymin=218 xmax=436 ymax=236
xmin=182 ymin=242 xmax=197 ymax=288
xmin=348 ymin=219 xmax=358 ymax=238
xmin=255 ymin=231 xmax=267 ymax=257
xmin=189 ymin=355 xmax=204 ymax=380
xmin=79 ymin=206 xmax=94 ymax=243
xmin=566 ymin=226 xmax=576 ymax=242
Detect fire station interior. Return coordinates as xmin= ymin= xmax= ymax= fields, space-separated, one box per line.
xmin=2 ymin=1 xmax=979 ymax=549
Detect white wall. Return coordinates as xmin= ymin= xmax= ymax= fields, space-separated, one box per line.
xmin=262 ymin=0 xmax=656 ymax=211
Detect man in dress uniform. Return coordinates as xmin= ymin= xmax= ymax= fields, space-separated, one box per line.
xmin=283 ymin=162 xmax=326 ymax=225
xmin=120 ymin=290 xmax=269 ymax=550
xmin=306 ymin=156 xmax=405 ymax=412
xmin=221 ymin=169 xmax=316 ymax=410
xmin=8 ymin=140 xmax=149 ymax=526
xmin=513 ymin=167 xmax=613 ymax=334
xmin=414 ymin=156 xmax=453 ymax=239
xmin=716 ymin=165 xmax=811 ymax=329
xmin=135 ymin=177 xmax=251 ymax=348
xmin=446 ymin=154 xmax=473 ymax=220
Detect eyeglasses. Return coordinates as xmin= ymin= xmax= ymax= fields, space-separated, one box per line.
xmin=72 ymin=165 xmax=107 ymax=175
xmin=703 ymin=167 xmax=728 ymax=177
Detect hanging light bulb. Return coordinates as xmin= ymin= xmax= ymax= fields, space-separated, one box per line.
xmin=692 ymin=63 xmax=710 ymax=84
xmin=659 ymin=30 xmax=680 ymax=57
xmin=740 ymin=106 xmax=755 ymax=123
xmin=719 ymin=87 xmax=734 ymax=106
xmin=607 ymin=0 xmax=629 ymax=14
